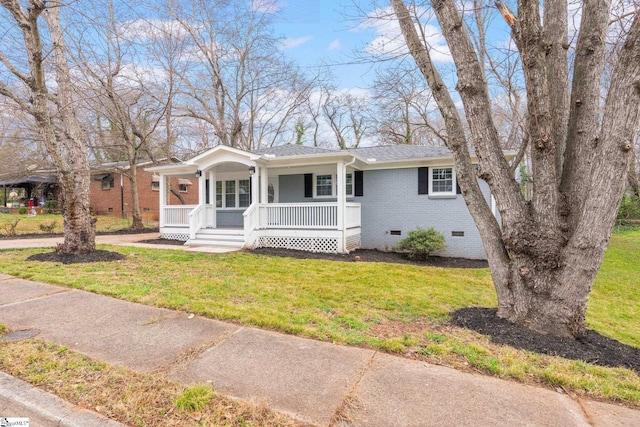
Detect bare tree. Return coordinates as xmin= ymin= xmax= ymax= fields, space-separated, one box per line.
xmin=371 ymin=65 xmax=446 ymax=145
xmin=0 ymin=0 xmax=95 ymax=253
xmin=73 ymin=2 xmax=175 ymax=229
xmin=391 ymin=0 xmax=640 ymax=337
xmin=164 ymin=0 xmax=312 ymax=151
xmin=320 ymin=86 xmax=370 ymax=149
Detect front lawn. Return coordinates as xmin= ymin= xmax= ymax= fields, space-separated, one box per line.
xmin=0 ymin=229 xmax=638 ymax=406
xmin=0 ymin=213 xmax=155 ymax=236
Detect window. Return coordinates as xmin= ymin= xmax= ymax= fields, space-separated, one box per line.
xmin=102 ymin=174 xmax=114 ymax=190
xmin=239 ymin=179 xmax=251 ymax=207
xmin=312 ymin=173 xmax=354 ymax=198
xmin=216 ymin=179 xmax=252 ymax=209
xmin=151 ymin=176 xmax=160 ymax=191
xmin=345 ymin=173 xmax=353 ymax=197
xmin=430 ymin=167 xmax=455 ymax=195
xmin=316 ymin=174 xmax=333 ymax=197
xmin=178 ymin=184 xmax=188 ymax=192
xmin=216 ymin=181 xmax=222 ymax=208
xmin=225 ymin=180 xmax=236 ymax=208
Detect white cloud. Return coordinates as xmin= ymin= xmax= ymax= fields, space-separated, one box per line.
xmin=327 ymin=39 xmax=341 ymax=51
xmin=119 ymin=18 xmax=192 ymax=42
xmin=358 ymin=6 xmax=452 ymax=64
xmin=280 ymin=36 xmax=313 ymax=50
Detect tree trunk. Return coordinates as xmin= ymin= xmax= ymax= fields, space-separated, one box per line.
xmin=391 ymin=0 xmax=640 ymax=337
xmin=0 ymin=0 xmax=96 ymax=254
xmin=45 ymin=3 xmax=96 ymax=253
xmin=629 ymin=151 xmax=640 ymax=197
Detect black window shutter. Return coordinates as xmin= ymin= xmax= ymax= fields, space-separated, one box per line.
xmin=418 ymin=167 xmax=429 ymax=194
xmin=456 ymin=181 xmax=462 ymax=194
xmin=249 ymin=176 xmax=253 ymax=202
xmin=205 ymin=179 xmax=210 ymax=205
xmin=304 ymin=173 xmax=313 ymax=197
xmin=354 ymin=170 xmax=364 ymax=197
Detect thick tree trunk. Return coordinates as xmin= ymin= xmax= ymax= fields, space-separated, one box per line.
xmin=46 ymin=3 xmax=96 ymax=253
xmin=0 ymin=0 xmax=96 ymax=254
xmin=392 ymin=0 xmax=640 ymax=337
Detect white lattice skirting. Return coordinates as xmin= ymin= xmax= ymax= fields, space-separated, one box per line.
xmin=160 ymin=232 xmax=189 ymax=241
xmin=256 ymin=236 xmax=339 ymax=253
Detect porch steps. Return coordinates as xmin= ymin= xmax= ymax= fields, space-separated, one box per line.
xmin=186 ymin=228 xmax=245 ymax=248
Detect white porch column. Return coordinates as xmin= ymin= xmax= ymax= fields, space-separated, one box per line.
xmin=198 ymin=170 xmax=206 ymax=206
xmin=336 ymin=161 xmax=345 ymax=232
xmin=208 ymin=169 xmax=216 ymax=228
xmin=251 ymin=165 xmax=260 ymax=204
xmin=159 ymin=175 xmax=167 ymax=227
xmin=260 ymin=165 xmax=268 ymax=204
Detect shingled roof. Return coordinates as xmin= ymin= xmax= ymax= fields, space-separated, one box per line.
xmin=252 ymin=144 xmax=336 ymax=157
xmin=347 ymin=145 xmax=453 ymax=162
xmin=252 ymin=143 xmax=456 ymax=162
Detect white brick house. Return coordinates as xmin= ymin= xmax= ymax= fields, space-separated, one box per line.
xmin=147 ymin=144 xmax=512 ymax=259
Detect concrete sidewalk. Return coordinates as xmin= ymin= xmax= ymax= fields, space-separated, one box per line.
xmin=1 ymin=276 xmax=639 ymax=426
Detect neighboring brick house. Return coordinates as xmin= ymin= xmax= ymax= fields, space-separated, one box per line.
xmin=90 ymin=160 xmax=199 ymax=221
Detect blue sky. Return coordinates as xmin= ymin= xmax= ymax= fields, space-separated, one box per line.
xmin=265 ymin=0 xmax=476 ymax=90
xmin=269 ymin=1 xmax=375 ymax=88
xmin=268 ymin=1 xmax=389 ymax=89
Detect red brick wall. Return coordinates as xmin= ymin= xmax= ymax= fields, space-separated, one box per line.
xmin=90 ymin=166 xmax=199 ymax=221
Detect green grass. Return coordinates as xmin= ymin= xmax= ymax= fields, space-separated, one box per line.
xmin=175 ymin=384 xmax=214 ymax=412
xmin=0 ymin=213 xmax=154 ymax=236
xmin=0 ymin=229 xmax=638 ymax=406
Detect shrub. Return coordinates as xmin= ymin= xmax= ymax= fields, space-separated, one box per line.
xmin=617 ymin=195 xmax=640 ymax=220
xmin=44 ymin=200 xmax=57 ymax=209
xmin=18 ymin=207 xmax=27 ymax=215
xmin=39 ymin=220 xmax=58 ymax=234
xmin=397 ymin=227 xmax=446 ymax=260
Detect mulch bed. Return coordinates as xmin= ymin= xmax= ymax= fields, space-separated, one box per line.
xmin=27 ymin=250 xmax=126 ymax=264
xmin=451 ymin=307 xmax=640 ymax=373
xmin=250 ymin=247 xmax=489 ymax=268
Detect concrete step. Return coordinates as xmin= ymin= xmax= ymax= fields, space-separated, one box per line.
xmin=187 ymin=237 xmax=245 ymax=248
xmin=197 ymin=228 xmax=243 ymax=236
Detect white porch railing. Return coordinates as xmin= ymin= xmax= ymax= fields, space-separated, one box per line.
xmin=163 ymin=205 xmax=196 ymax=226
xmin=260 ymin=203 xmax=338 ymax=228
xmin=346 ymin=202 xmax=361 ymax=229
xmin=187 ymin=204 xmax=217 ymax=239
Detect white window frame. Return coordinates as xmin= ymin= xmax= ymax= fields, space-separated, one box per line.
xmin=429 ymin=167 xmax=456 ymax=196
xmin=313 ymin=173 xmax=354 ymax=198
xmin=216 ymin=179 xmax=252 ymax=209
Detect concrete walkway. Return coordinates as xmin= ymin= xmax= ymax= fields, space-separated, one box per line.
xmin=0 ymin=235 xmax=639 ymax=426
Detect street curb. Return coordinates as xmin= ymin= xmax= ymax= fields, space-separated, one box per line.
xmin=0 ymin=371 xmax=125 ymax=426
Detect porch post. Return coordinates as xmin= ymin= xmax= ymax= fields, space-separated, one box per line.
xmin=209 ymin=169 xmax=216 ymax=228
xmin=159 ymin=175 xmax=167 ymax=227
xmin=198 ymin=170 xmax=206 ymax=207
xmin=260 ymin=165 xmax=268 ymax=204
xmin=336 ymin=161 xmax=345 ymax=251
xmin=251 ymin=164 xmax=260 ymax=204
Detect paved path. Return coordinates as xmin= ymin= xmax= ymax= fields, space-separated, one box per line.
xmin=0 ymin=235 xmax=639 ymax=426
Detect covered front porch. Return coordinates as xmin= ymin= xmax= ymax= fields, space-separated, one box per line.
xmin=149 ymin=145 xmax=362 ymax=253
